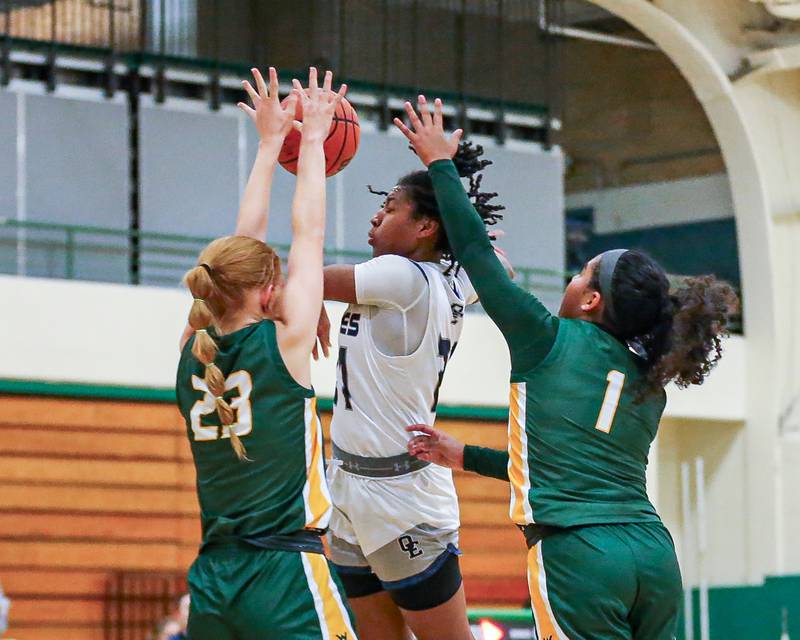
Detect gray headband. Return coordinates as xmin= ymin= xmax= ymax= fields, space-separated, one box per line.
xmin=597 ymin=249 xmax=628 ymax=323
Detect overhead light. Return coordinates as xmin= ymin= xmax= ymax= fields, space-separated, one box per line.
xmin=478 ymin=618 xmax=507 ymax=640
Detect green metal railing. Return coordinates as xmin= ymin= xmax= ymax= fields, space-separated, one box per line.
xmin=0 ymin=218 xmax=744 ymax=333
xmin=0 ymin=218 xmax=569 ymax=295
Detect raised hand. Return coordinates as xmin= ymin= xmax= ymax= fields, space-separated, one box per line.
xmin=393 ymin=95 xmax=464 ymax=167
xmin=238 ymin=67 xmax=299 ymax=143
xmin=292 ymin=68 xmax=348 ymax=143
xmin=406 ymin=424 xmax=465 ymax=471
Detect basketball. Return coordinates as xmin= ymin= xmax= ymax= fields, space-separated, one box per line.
xmin=279 ymin=95 xmax=360 ymax=177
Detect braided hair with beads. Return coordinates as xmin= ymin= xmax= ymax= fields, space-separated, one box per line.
xmin=368 ymin=141 xmax=505 ymax=273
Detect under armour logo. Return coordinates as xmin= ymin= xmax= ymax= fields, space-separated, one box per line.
xmin=336 ymin=634 xmax=348 ymax=640
xmin=398 ymin=535 xmax=423 ymax=559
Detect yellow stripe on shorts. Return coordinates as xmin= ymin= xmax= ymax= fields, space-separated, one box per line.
xmin=301 ymin=552 xmax=358 ymax=640
xmin=508 ymin=382 xmax=533 ymax=524
xmin=303 ymin=397 xmax=333 ymax=530
xmin=527 ymin=543 xmax=569 ymax=640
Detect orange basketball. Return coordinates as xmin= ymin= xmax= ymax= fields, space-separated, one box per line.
xmin=279 ymin=96 xmax=360 ymax=177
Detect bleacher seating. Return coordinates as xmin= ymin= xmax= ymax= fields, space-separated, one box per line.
xmin=0 ymin=394 xmax=526 ymax=638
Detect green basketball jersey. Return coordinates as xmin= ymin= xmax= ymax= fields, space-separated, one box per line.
xmin=508 ymin=319 xmax=663 ymax=528
xmin=176 ymin=320 xmax=331 ymax=547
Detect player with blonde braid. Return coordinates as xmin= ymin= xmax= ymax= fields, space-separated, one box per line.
xmin=175 ymin=67 xmax=358 ymax=640
xmin=183 ymin=240 xmax=281 ymax=459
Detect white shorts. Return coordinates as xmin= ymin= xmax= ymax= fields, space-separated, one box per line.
xmin=326 ymin=461 xmax=460 ymax=581
xmin=328 ymin=522 xmax=460 ymax=585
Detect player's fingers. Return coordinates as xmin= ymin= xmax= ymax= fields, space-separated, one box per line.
xmin=237 ymin=102 xmax=256 ymax=119
xmin=451 ymin=128 xmax=464 ymax=148
xmin=393 ymin=117 xmax=416 ymax=141
xmin=242 ymin=80 xmax=259 ymax=105
xmin=433 ymin=98 xmax=444 ymax=129
xmin=268 ymin=66 xmax=279 ymax=99
xmin=406 ymin=424 xmax=435 ymax=436
xmin=330 ymin=82 xmax=347 ymax=105
xmin=322 ymin=69 xmax=333 ymax=94
xmin=292 ymin=120 xmax=303 ymax=132
xmin=408 ymin=441 xmax=432 ymax=456
xmin=292 ymin=78 xmax=304 ymax=94
xmin=403 ymin=101 xmax=423 ymax=131
xmin=418 ymin=95 xmax=433 ymax=127
xmin=253 ymin=68 xmax=268 ymax=99
xmin=308 ymin=66 xmax=319 ymax=96
xmin=408 ymin=442 xmax=428 ymax=456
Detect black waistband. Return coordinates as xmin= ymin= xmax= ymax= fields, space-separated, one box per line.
xmin=332 ymin=442 xmax=430 ymax=477
xmin=518 ymin=523 xmax=564 ymax=549
xmin=202 ymin=529 xmax=326 ymax=555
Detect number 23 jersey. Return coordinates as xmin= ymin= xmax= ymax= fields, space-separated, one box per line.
xmin=176 ymin=321 xmax=331 ymax=547
xmin=330 ymin=255 xmax=478 ymax=458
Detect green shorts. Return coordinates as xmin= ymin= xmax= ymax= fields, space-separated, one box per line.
xmin=527 ymin=522 xmax=682 ymax=640
xmin=187 ymin=544 xmax=358 ymax=640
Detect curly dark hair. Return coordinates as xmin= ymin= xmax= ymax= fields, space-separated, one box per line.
xmin=590 ymin=250 xmax=739 ymax=397
xmin=368 ymin=141 xmax=505 ymax=270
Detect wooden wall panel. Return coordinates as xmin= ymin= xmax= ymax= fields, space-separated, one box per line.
xmin=1 ymin=394 xmax=524 ymax=639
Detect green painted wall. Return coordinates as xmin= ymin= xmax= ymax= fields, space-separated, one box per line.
xmin=467 ymin=577 xmax=800 ymax=638
xmin=677 ymin=576 xmax=800 ymax=639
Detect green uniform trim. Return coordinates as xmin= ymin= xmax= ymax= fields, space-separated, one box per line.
xmin=0 ymin=378 xmax=177 ymax=402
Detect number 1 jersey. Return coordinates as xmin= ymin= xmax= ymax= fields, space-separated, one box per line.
xmin=508 ymin=319 xmax=664 ymax=528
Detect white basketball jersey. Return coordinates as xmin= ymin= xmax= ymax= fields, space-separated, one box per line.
xmin=330 ymin=260 xmax=474 ymax=458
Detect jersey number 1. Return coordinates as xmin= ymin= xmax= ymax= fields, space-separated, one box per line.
xmin=594 ymin=370 xmax=625 ymax=434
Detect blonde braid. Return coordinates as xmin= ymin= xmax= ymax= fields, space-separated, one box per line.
xmin=184 ymin=264 xmax=250 ymax=461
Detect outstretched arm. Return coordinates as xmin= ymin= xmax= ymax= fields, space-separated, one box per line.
xmin=394 ymin=97 xmax=558 ymax=373
xmin=406 ymin=425 xmax=509 ymax=481
xmin=235 ymin=67 xmax=298 ymax=240
xmin=277 ymin=69 xmax=347 ymax=381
